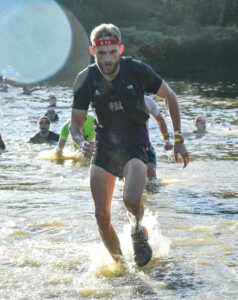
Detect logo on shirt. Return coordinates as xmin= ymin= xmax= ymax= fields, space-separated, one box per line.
xmin=108 ymin=101 xmax=124 ymax=112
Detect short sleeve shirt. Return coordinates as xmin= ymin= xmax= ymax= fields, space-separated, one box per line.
xmin=72 ymin=57 xmax=163 ymax=110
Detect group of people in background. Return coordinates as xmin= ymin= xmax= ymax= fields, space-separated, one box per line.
xmin=0 ymin=77 xmax=207 ymax=184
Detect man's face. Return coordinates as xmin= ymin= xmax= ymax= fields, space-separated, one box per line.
xmin=39 ymin=119 xmax=50 ymax=133
xmin=46 ymin=110 xmax=56 ymax=121
xmin=94 ymin=44 xmax=121 ymax=76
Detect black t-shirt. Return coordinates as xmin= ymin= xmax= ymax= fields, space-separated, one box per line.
xmin=73 ymin=57 xmax=162 ymax=110
xmin=72 ymin=57 xmax=163 ymax=148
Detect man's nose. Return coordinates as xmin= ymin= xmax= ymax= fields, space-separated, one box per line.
xmin=104 ymin=53 xmax=112 ymax=62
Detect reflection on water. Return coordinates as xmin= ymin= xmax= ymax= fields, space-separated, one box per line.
xmin=0 ymin=81 xmax=237 ymax=299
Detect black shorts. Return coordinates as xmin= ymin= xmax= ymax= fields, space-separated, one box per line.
xmin=146 ymin=146 xmax=156 ymax=165
xmin=92 ymin=143 xmax=148 ymax=178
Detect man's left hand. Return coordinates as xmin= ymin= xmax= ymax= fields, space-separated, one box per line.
xmin=174 ymin=143 xmax=189 ymax=168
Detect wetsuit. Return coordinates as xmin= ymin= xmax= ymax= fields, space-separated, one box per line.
xmin=29 ymin=131 xmax=59 ymax=144
xmin=73 ymin=57 xmax=162 ymax=177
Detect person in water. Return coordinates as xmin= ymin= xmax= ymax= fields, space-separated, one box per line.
xmin=0 ymin=134 xmax=5 ymax=150
xmin=29 ymin=116 xmax=59 ymax=144
xmin=194 ymin=115 xmax=206 ymax=138
xmin=45 ymin=108 xmax=59 ymax=122
xmin=22 ymin=85 xmax=40 ymax=95
xmin=70 ymin=23 xmax=189 ymax=267
xmin=144 ymin=95 xmax=173 ymax=182
xmin=47 ymin=95 xmax=57 ymax=108
xmin=55 ymin=114 xmax=95 ymax=155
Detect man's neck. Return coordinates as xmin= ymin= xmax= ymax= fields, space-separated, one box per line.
xmin=40 ymin=131 xmax=49 ymax=138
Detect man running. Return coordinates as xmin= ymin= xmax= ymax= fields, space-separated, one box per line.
xmin=70 ymin=23 xmax=189 ymax=267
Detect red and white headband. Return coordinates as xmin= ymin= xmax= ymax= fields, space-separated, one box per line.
xmin=92 ymin=37 xmax=121 ymax=49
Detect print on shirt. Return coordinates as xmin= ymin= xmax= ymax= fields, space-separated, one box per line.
xmin=108 ymin=100 xmax=124 ymax=112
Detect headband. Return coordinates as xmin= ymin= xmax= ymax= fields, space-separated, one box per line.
xmin=92 ymin=37 xmax=120 ymax=49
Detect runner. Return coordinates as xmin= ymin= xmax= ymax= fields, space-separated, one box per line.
xmin=70 ymin=23 xmax=189 ymax=266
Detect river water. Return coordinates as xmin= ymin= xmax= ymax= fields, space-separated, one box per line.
xmin=0 ymin=81 xmax=237 ymax=299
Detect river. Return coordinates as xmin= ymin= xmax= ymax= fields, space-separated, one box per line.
xmin=0 ymin=80 xmax=237 ymax=299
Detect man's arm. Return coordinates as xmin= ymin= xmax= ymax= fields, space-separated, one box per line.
xmin=55 ymin=121 xmax=70 ymax=154
xmin=154 ymin=114 xmax=173 ymax=151
xmin=55 ymin=139 xmax=66 ymax=154
xmin=156 ymin=81 xmax=189 ymax=168
xmin=155 ymin=114 xmax=169 ymax=137
xmin=70 ymin=108 xmax=96 ymax=158
xmin=156 ymin=81 xmax=180 ymax=133
xmin=70 ymin=108 xmax=87 ymax=147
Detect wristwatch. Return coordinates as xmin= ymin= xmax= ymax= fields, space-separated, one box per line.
xmin=174 ymin=131 xmax=184 ymax=143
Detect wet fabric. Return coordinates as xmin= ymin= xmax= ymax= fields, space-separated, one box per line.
xmin=92 ymin=143 xmax=148 ymax=178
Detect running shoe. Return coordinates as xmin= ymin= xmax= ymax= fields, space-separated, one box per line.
xmin=131 ymin=226 xmax=152 ymax=267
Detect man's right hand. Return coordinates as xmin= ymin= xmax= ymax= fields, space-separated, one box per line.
xmin=81 ymin=141 xmax=96 ymax=158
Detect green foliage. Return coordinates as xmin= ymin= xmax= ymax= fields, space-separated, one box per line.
xmin=55 ymin=0 xmax=238 ymax=80
xmin=122 ymin=26 xmax=238 ymax=78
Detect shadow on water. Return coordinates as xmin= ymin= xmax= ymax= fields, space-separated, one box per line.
xmin=150 ymin=258 xmax=204 ymax=298
xmin=168 ymin=188 xmax=238 ymax=220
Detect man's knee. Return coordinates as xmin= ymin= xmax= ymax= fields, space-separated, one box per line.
xmin=123 ymin=196 xmax=140 ymax=212
xmin=95 ymin=209 xmax=111 ymax=227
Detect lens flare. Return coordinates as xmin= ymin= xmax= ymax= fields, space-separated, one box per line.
xmin=0 ymin=0 xmax=72 ymax=83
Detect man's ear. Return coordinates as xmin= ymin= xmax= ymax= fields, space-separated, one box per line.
xmin=119 ymin=44 xmax=125 ymax=55
xmin=89 ymin=46 xmax=95 ymax=56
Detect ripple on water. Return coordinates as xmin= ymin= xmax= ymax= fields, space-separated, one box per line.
xmin=0 ymin=82 xmax=238 ymax=299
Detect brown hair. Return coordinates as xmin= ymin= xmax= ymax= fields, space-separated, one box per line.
xmin=39 ymin=116 xmax=50 ymax=124
xmin=90 ymin=23 xmax=121 ymax=45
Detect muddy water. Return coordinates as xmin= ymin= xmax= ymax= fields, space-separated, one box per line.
xmin=0 ymin=81 xmax=237 ymax=299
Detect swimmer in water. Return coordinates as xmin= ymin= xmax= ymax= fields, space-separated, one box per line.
xmin=45 ymin=108 xmax=59 ymax=122
xmin=0 ymin=134 xmax=6 ymax=150
xmin=29 ymin=116 xmax=59 ymax=144
xmin=194 ymin=115 xmax=206 ymax=138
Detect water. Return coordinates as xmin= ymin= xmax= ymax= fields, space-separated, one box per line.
xmin=0 ymin=81 xmax=237 ymax=299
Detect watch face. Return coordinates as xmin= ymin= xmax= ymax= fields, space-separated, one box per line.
xmin=174 ymin=135 xmax=184 ymax=143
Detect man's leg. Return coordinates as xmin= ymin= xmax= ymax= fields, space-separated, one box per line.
xmin=122 ymin=158 xmax=147 ymax=233
xmin=123 ymin=158 xmax=152 ymax=266
xmin=90 ymin=165 xmax=123 ymax=260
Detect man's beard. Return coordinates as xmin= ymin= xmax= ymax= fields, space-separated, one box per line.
xmin=97 ymin=60 xmax=120 ymax=77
